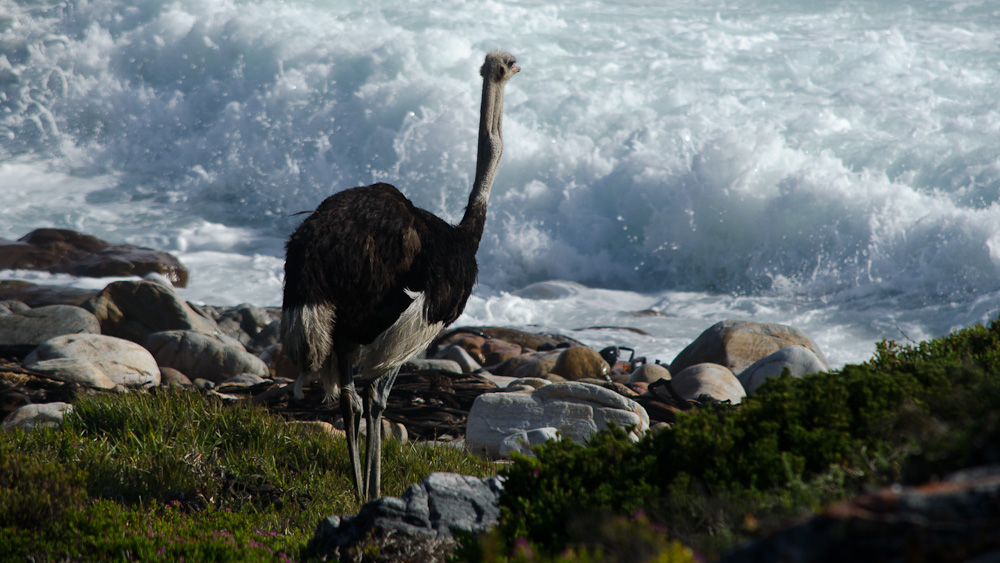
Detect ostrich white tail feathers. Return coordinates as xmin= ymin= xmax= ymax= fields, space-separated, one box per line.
xmin=281 ymin=303 xmax=336 ymax=374
xmin=362 ymin=289 xmax=444 ymax=375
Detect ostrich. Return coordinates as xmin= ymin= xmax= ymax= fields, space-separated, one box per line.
xmin=281 ymin=51 xmax=519 ymax=501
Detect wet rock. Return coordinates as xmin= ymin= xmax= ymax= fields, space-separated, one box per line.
xmin=466 ymin=381 xmax=649 ymax=458
xmin=670 ymin=320 xmax=828 ymax=376
xmin=671 ymin=363 xmax=746 ymax=404
xmin=25 ymin=357 xmax=117 ymax=390
xmin=481 ymin=338 xmax=522 ymax=365
xmin=550 ymin=346 xmax=610 ymax=381
xmin=0 ymin=280 xmax=100 ymax=307
xmin=0 ymin=304 xmax=100 ymax=347
xmin=144 ymin=330 xmax=269 ymax=384
xmin=0 ymin=228 xmax=188 ymax=286
xmin=3 ymin=402 xmax=74 ymax=431
xmin=82 ymin=280 xmax=225 ymax=344
xmin=24 ymin=333 xmax=160 ymax=387
xmin=308 ymin=473 xmax=503 ymax=560
xmin=738 ymin=345 xmax=830 ymax=395
xmin=627 ymin=362 xmax=671 ymax=385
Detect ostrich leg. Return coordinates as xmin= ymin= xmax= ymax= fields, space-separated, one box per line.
xmin=336 ymin=353 xmax=364 ymax=499
xmin=362 ymin=368 xmax=400 ymax=500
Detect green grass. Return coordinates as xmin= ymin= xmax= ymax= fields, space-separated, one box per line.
xmin=0 ymin=388 xmax=495 ymax=562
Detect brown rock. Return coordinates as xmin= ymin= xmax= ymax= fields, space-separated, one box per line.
xmin=0 ymin=280 xmax=99 ymax=307
xmin=0 ymin=229 xmax=188 ymax=287
xmin=670 ymin=320 xmax=827 ymax=376
xmin=82 ymin=280 xmax=224 ymax=344
xmin=550 ymin=346 xmax=610 ymax=381
xmin=627 ymin=363 xmax=671 ymax=385
xmin=481 ymin=338 xmax=522 ymax=365
xmin=506 ymin=351 xmax=561 ymax=379
xmin=671 ymin=363 xmax=745 ymax=404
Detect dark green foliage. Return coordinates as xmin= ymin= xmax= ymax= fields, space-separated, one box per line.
xmin=491 ymin=318 xmax=1000 ymax=558
xmin=0 ymin=437 xmax=88 ymax=529
xmin=497 ymin=425 xmax=658 ymax=550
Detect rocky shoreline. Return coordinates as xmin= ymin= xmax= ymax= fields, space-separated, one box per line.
xmin=7 ymin=228 xmax=996 ymax=561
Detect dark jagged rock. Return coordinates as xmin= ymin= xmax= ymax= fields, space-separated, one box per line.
xmin=0 ymin=228 xmax=188 ymax=287
xmin=722 ymin=466 xmax=1000 ymax=563
xmin=307 ymin=473 xmax=503 ymax=561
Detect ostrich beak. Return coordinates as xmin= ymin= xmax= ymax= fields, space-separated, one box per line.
xmin=513 ymin=65 xmax=521 ymax=73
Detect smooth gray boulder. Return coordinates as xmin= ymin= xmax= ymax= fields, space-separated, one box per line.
xmin=500 ymin=427 xmax=561 ymax=457
xmin=0 ymin=304 xmax=100 ymax=346
xmin=24 ymin=333 xmax=160 ymax=387
xmin=672 ymin=363 xmax=746 ymax=404
xmin=25 ymin=357 xmax=117 ymax=390
xmin=466 ymin=381 xmax=649 ymax=458
xmin=738 ymin=345 xmax=830 ymax=395
xmin=144 ymin=330 xmax=269 ymax=384
xmin=3 ymin=402 xmax=74 ymax=430
xmin=307 ymin=472 xmax=503 ymax=561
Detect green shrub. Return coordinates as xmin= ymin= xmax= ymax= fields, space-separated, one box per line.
xmin=488 ymin=317 xmax=1000 ymax=558
xmin=0 ymin=437 xmax=88 ymax=529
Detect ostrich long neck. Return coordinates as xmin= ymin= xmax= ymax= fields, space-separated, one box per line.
xmin=458 ymin=73 xmax=506 ymax=243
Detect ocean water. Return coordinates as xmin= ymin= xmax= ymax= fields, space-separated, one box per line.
xmin=2 ymin=0 xmax=999 ymax=368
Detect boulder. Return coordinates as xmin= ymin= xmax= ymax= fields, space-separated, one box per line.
xmin=82 ymin=280 xmax=225 ymax=344
xmin=722 ymin=466 xmax=1000 ymax=563
xmin=738 ymin=345 xmax=830 ymax=395
xmin=3 ymin=402 xmax=74 ymax=431
xmin=627 ymin=362 xmax=671 ymax=385
xmin=466 ymin=381 xmax=649 ymax=458
xmin=24 ymin=333 xmax=160 ymax=387
xmin=0 ymin=304 xmax=101 ymax=347
xmin=215 ymin=304 xmax=278 ymax=350
xmin=403 ymin=358 xmax=463 ymax=374
xmin=25 ymin=357 xmax=117 ymax=390
xmin=670 ymin=320 xmax=828 ymax=376
xmin=0 ymin=228 xmax=188 ymax=286
xmin=501 ymin=351 xmax=561 ymax=379
xmin=307 ymin=473 xmax=504 ymax=561
xmin=550 ymin=346 xmax=610 ymax=381
xmin=159 ymin=366 xmax=192 ymax=387
xmin=671 ymin=363 xmax=746 ymax=404
xmin=481 ymin=338 xmax=522 ymax=365
xmin=433 ymin=332 xmax=488 ymax=364
xmin=0 ymin=280 xmax=100 ymax=307
xmin=144 ymin=330 xmax=269 ymax=384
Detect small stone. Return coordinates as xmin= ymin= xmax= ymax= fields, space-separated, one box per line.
xmin=24 ymin=333 xmax=160 ymax=387
xmin=403 ymin=358 xmax=463 ymax=374
xmin=442 ymin=345 xmax=482 ymax=373
xmin=3 ymin=402 xmax=74 ymax=431
xmin=288 ymin=420 xmax=345 ymax=439
xmin=159 ymin=366 xmax=192 ymax=387
xmin=550 ymin=346 xmax=610 ymax=381
xmin=671 ymin=363 xmax=746 ymax=404
xmin=627 ymin=363 xmax=671 ymax=385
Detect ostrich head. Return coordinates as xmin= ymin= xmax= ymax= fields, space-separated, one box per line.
xmin=481 ymin=50 xmax=520 ymax=82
